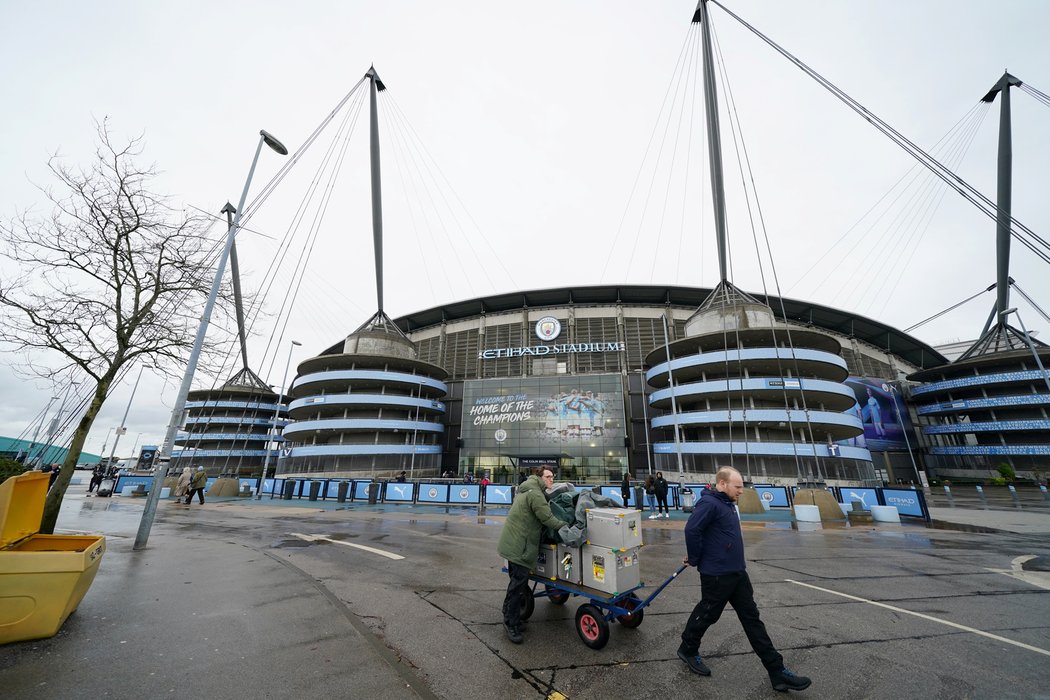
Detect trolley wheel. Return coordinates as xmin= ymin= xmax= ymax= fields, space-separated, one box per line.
xmin=616 ymin=595 xmax=644 ymax=628
xmin=545 ymin=585 xmax=570 ymax=605
xmin=575 ymin=603 xmax=610 ymax=649
xmin=520 ymin=590 xmax=536 ymax=621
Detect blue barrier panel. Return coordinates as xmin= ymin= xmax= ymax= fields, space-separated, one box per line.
xmin=485 ymin=484 xmax=515 ymax=505
xmin=262 ymin=478 xmax=276 ymax=494
xmin=237 ymin=478 xmax=257 ymax=494
xmin=880 ymin=488 xmax=928 ymax=519
xmin=385 ymin=482 xmax=415 ymax=502
xmin=418 ymin=483 xmax=450 ymax=503
xmin=598 ymin=486 xmax=627 ymax=505
xmin=353 ymin=480 xmax=372 ymax=501
xmin=449 ymin=484 xmax=481 ymax=504
xmin=838 ymin=487 xmax=878 ymax=510
xmin=753 ymin=486 xmax=790 ymax=508
xmin=114 ymin=475 xmax=154 ymax=493
xmin=325 ymin=481 xmax=342 ymax=499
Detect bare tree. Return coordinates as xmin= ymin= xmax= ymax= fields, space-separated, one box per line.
xmin=0 ymin=121 xmax=232 ymax=533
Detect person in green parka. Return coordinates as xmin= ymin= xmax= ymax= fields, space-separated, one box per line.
xmin=497 ymin=465 xmax=567 ymax=644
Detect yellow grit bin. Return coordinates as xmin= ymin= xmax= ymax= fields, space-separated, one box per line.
xmin=0 ymin=470 xmax=106 ymax=644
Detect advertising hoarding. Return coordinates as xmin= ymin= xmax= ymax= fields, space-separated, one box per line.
xmin=838 ymin=378 xmax=916 ymax=452
xmin=460 ymin=375 xmax=626 ymax=462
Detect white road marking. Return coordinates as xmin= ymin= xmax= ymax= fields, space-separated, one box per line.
xmin=290 ymin=533 xmax=404 ymax=560
xmin=786 ymin=578 xmax=1050 ymax=659
xmin=985 ymin=554 xmax=1050 ymax=591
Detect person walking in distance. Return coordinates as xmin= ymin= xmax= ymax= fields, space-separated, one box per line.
xmin=184 ymin=466 xmax=208 ymax=505
xmin=173 ymin=466 xmax=192 ymax=500
xmin=620 ymin=471 xmax=631 ymax=507
xmin=496 ymin=465 xmax=569 ymax=644
xmin=88 ymin=464 xmax=105 ymax=493
xmin=677 ymin=467 xmax=811 ymax=692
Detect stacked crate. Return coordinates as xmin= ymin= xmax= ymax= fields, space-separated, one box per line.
xmin=581 ymin=508 xmax=643 ymax=595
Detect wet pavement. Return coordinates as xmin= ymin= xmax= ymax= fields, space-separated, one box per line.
xmin=2 ymin=487 xmax=1049 ymax=699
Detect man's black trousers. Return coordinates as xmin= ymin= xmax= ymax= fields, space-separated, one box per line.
xmin=680 ymin=570 xmax=784 ymax=672
xmin=502 ymin=562 xmax=530 ymax=630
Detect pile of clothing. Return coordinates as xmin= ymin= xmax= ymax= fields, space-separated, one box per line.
xmin=541 ymin=483 xmax=622 ymax=547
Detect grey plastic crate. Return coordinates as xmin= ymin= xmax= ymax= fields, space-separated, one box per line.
xmin=582 ymin=544 xmax=641 ymax=595
xmin=534 ymin=543 xmax=557 ymax=578
xmin=585 ymin=507 xmax=643 ymax=549
xmin=557 ymin=544 xmax=583 ymax=584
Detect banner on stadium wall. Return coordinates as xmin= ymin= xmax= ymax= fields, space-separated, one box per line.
xmin=838 ymin=378 xmax=916 ymax=453
xmin=460 ymin=375 xmax=626 ymax=456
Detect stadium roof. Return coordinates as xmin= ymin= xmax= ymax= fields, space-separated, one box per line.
xmin=317 ymin=285 xmax=945 ymax=371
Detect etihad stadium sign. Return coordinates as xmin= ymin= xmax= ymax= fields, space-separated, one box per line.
xmin=478 ymin=341 xmax=625 ymax=360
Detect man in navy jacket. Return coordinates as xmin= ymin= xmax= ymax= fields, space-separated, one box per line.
xmin=678 ymin=467 xmax=811 ymax=693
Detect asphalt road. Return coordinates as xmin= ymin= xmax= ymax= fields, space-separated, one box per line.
xmin=6 ymin=494 xmax=1050 ymax=699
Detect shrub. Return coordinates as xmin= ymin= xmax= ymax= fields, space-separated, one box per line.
xmin=996 ymin=463 xmax=1016 ymax=482
xmin=0 ymin=457 xmax=32 ymax=483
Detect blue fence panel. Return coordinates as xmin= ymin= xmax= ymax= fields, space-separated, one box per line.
xmin=449 ymin=484 xmax=481 ymax=504
xmin=352 ymin=480 xmax=373 ymax=501
xmin=838 ymin=487 xmax=878 ymax=510
xmin=484 ymin=484 xmax=514 ymax=505
xmin=385 ymin=482 xmax=415 ymax=502
xmin=880 ymin=488 xmax=928 ymax=519
xmin=417 ymin=483 xmax=450 ymax=503
xmin=113 ymin=475 xmax=154 ymax=493
xmin=598 ymin=486 xmax=627 ymax=506
xmin=752 ymin=486 xmax=790 ymax=508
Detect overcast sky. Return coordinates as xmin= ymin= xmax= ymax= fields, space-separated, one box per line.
xmin=2 ymin=1 xmax=1048 ymax=459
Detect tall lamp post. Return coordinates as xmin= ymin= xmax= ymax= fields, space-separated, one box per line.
xmin=33 ymin=381 xmax=79 ymax=468
xmin=135 ymin=130 xmax=288 ymax=550
xmin=257 ymin=339 xmax=301 ymax=499
xmin=106 ymin=364 xmax=150 ymax=470
xmin=1001 ymin=308 xmax=1050 ymax=394
xmin=22 ymin=395 xmax=59 ymax=464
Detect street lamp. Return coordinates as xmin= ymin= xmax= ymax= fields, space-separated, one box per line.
xmin=106 ymin=364 xmax=150 ymax=470
xmin=257 ymin=339 xmax=301 ymax=499
xmin=135 ymin=129 xmax=288 ymax=550
xmin=1001 ymin=308 xmax=1050 ymax=394
xmin=22 ymin=395 xmax=59 ymax=464
xmin=33 ymin=381 xmax=79 ymax=468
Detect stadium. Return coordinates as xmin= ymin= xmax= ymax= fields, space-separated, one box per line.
xmin=274 ymin=284 xmax=944 ymax=486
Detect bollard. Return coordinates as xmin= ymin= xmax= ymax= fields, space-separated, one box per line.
xmin=308 ymin=481 xmax=321 ymax=501
xmin=336 ymin=481 xmax=349 ymax=503
xmin=367 ymin=482 xmax=380 ymax=505
xmin=943 ymin=484 xmax=955 ymax=507
xmin=1040 ymin=483 xmax=1049 ymax=504
xmin=282 ymin=480 xmax=296 ymax=500
xmin=1007 ymin=484 xmax=1021 ymax=509
xmin=975 ymin=484 xmax=987 ymax=508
